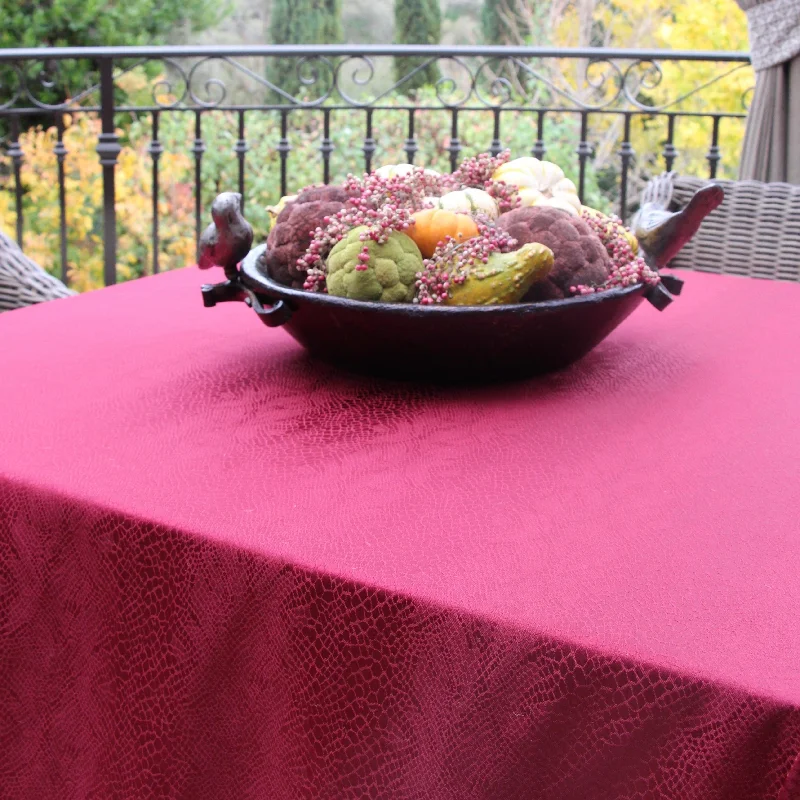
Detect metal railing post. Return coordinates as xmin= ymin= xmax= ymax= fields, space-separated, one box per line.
xmin=96 ymin=57 xmax=121 ymax=286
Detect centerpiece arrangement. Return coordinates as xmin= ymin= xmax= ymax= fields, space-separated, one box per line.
xmin=259 ymin=151 xmax=659 ymax=307
xmin=198 ymin=151 xmax=722 ymax=381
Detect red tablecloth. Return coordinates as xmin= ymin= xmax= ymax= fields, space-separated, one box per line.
xmin=1 ymin=267 xmax=799 ymax=799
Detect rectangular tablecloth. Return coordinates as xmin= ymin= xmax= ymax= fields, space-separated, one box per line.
xmin=1 ymin=267 xmax=799 ymax=799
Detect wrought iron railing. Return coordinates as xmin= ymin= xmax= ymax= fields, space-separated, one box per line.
xmin=0 ymin=45 xmax=752 ymax=287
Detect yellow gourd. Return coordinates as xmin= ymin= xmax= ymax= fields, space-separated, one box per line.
xmin=445 ymin=243 xmax=554 ymax=306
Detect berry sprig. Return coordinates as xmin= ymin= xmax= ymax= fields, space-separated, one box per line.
xmin=448 ymin=150 xmax=511 ymax=189
xmin=574 ymin=209 xmax=660 ymax=295
xmin=484 ymin=179 xmax=520 ymax=214
xmin=414 ymin=220 xmax=518 ymax=305
xmin=300 ymin=168 xmax=440 ymax=291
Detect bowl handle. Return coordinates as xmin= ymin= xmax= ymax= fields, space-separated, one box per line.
xmin=201 ymin=278 xmax=293 ymax=328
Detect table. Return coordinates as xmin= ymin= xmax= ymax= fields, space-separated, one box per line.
xmin=1 ymin=267 xmax=799 ymax=799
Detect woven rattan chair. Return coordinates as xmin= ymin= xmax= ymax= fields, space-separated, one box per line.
xmin=0 ymin=229 xmax=75 ymax=312
xmin=640 ymin=175 xmax=800 ymax=282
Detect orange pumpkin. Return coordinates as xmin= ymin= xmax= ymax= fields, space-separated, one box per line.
xmin=408 ymin=209 xmax=480 ymax=258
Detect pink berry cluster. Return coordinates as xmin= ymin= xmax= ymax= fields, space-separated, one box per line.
xmin=447 ymin=150 xmax=520 ymax=214
xmin=414 ymin=220 xmax=518 ymax=305
xmin=300 ymin=168 xmax=441 ymax=291
xmin=484 ymin=180 xmax=521 ymax=214
xmin=573 ymin=210 xmax=660 ymax=296
xmin=345 ymin=169 xmax=445 ymax=211
xmin=448 ymin=150 xmax=511 ymax=188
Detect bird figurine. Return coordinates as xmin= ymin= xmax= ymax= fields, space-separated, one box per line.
xmin=197 ymin=192 xmax=254 ymax=279
xmin=632 ymin=172 xmax=724 ymax=269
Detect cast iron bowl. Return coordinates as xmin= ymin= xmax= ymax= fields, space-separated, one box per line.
xmin=201 ymin=244 xmax=681 ymax=382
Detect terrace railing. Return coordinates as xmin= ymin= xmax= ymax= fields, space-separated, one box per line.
xmin=0 ymin=45 xmax=752 ymax=287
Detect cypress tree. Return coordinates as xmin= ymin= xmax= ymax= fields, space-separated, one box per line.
xmin=394 ymin=0 xmax=442 ymax=94
xmin=269 ymin=0 xmax=343 ymax=98
xmin=481 ymin=0 xmax=505 ymax=45
xmin=481 ymin=0 xmax=532 ymax=45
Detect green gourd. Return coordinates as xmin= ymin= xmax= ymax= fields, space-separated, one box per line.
xmin=445 ymin=242 xmax=554 ymax=306
xmin=326 ymin=226 xmax=423 ymax=303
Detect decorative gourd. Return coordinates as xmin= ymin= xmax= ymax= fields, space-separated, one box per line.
xmin=496 ymin=206 xmax=610 ymax=301
xmin=264 ymin=185 xmax=351 ymax=288
xmin=493 ymin=157 xmax=582 ymax=213
xmin=266 ymin=194 xmax=297 ymax=228
xmin=374 ymin=164 xmax=441 ymax=180
xmin=425 ymin=188 xmax=499 ymax=219
xmin=408 ymin=209 xmax=480 ymax=258
xmin=326 ymin=226 xmax=423 ymax=303
xmin=517 ymin=190 xmax=580 ymax=217
xmin=445 ymin=243 xmax=554 ymax=306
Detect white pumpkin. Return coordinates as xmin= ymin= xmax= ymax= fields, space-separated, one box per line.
xmin=426 ymin=188 xmax=499 ymax=219
xmin=517 ymin=189 xmax=579 ymax=217
xmin=492 ymin=157 xmax=581 ymax=212
xmin=374 ymin=164 xmax=440 ymax=180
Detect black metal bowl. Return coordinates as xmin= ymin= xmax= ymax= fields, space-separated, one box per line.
xmin=201 ymin=244 xmax=680 ymax=382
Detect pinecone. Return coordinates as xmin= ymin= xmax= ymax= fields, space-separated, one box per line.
xmin=497 ymin=206 xmax=610 ymax=300
xmin=261 ymin=186 xmax=352 ymax=288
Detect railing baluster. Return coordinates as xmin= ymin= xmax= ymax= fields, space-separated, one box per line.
xmin=405 ymin=109 xmax=418 ymax=165
xmin=192 ymin=111 xmax=206 ymax=248
xmin=576 ymin=112 xmax=592 ymax=203
xmin=448 ymin=109 xmax=461 ymax=173
xmin=54 ymin=114 xmax=69 ymax=284
xmin=363 ymin=109 xmax=376 ymax=173
xmin=235 ymin=110 xmax=248 ymax=210
xmin=489 ymin=107 xmax=502 ymax=157
xmin=618 ymin=113 xmax=634 ymax=223
xmin=96 ymin=58 xmax=121 ymax=286
xmin=532 ymin=110 xmax=546 ymax=160
xmin=320 ymin=108 xmax=333 ymax=184
xmin=148 ymin=111 xmax=163 ymax=275
xmin=707 ymin=116 xmax=722 ymax=179
xmin=278 ymin=109 xmax=291 ymax=197
xmin=8 ymin=117 xmax=24 ymax=248
xmin=663 ymin=114 xmax=678 ymax=172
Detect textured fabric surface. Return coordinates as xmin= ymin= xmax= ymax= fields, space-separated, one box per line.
xmin=736 ymin=0 xmax=800 ymax=71
xmin=1 ymin=267 xmax=800 ymax=799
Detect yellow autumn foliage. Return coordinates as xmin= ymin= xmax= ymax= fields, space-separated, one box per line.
xmin=0 ymin=114 xmax=196 ymax=292
xmin=550 ymin=0 xmax=752 ymax=180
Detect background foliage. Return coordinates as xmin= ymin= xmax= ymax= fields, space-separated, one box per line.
xmin=394 ymin=0 xmax=443 ymax=92
xmin=0 ymin=0 xmax=228 ymax=109
xmin=267 ymin=0 xmax=343 ymax=96
xmin=0 ymin=0 xmax=752 ymax=293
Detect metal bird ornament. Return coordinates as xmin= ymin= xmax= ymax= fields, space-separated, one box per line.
xmin=197 ymin=192 xmax=254 ymax=280
xmin=632 ymin=172 xmax=724 ymax=270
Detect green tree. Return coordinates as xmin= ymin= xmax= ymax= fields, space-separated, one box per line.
xmin=481 ymin=0 xmax=510 ymax=45
xmin=394 ymin=0 xmax=442 ymax=93
xmin=0 ymin=0 xmax=227 ymax=107
xmin=268 ymin=0 xmax=343 ymax=98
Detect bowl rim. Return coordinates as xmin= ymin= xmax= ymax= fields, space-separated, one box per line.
xmin=240 ymin=243 xmax=646 ymax=316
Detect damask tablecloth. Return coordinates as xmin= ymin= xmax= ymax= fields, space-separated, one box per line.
xmin=1 ymin=266 xmax=799 ymax=799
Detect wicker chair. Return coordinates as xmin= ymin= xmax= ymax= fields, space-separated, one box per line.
xmin=640 ymin=175 xmax=800 ymax=282
xmin=0 ymin=229 xmax=75 ymax=312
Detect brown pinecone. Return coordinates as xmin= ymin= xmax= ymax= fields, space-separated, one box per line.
xmin=261 ymin=186 xmax=352 ymax=288
xmin=497 ymin=206 xmax=610 ymax=300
